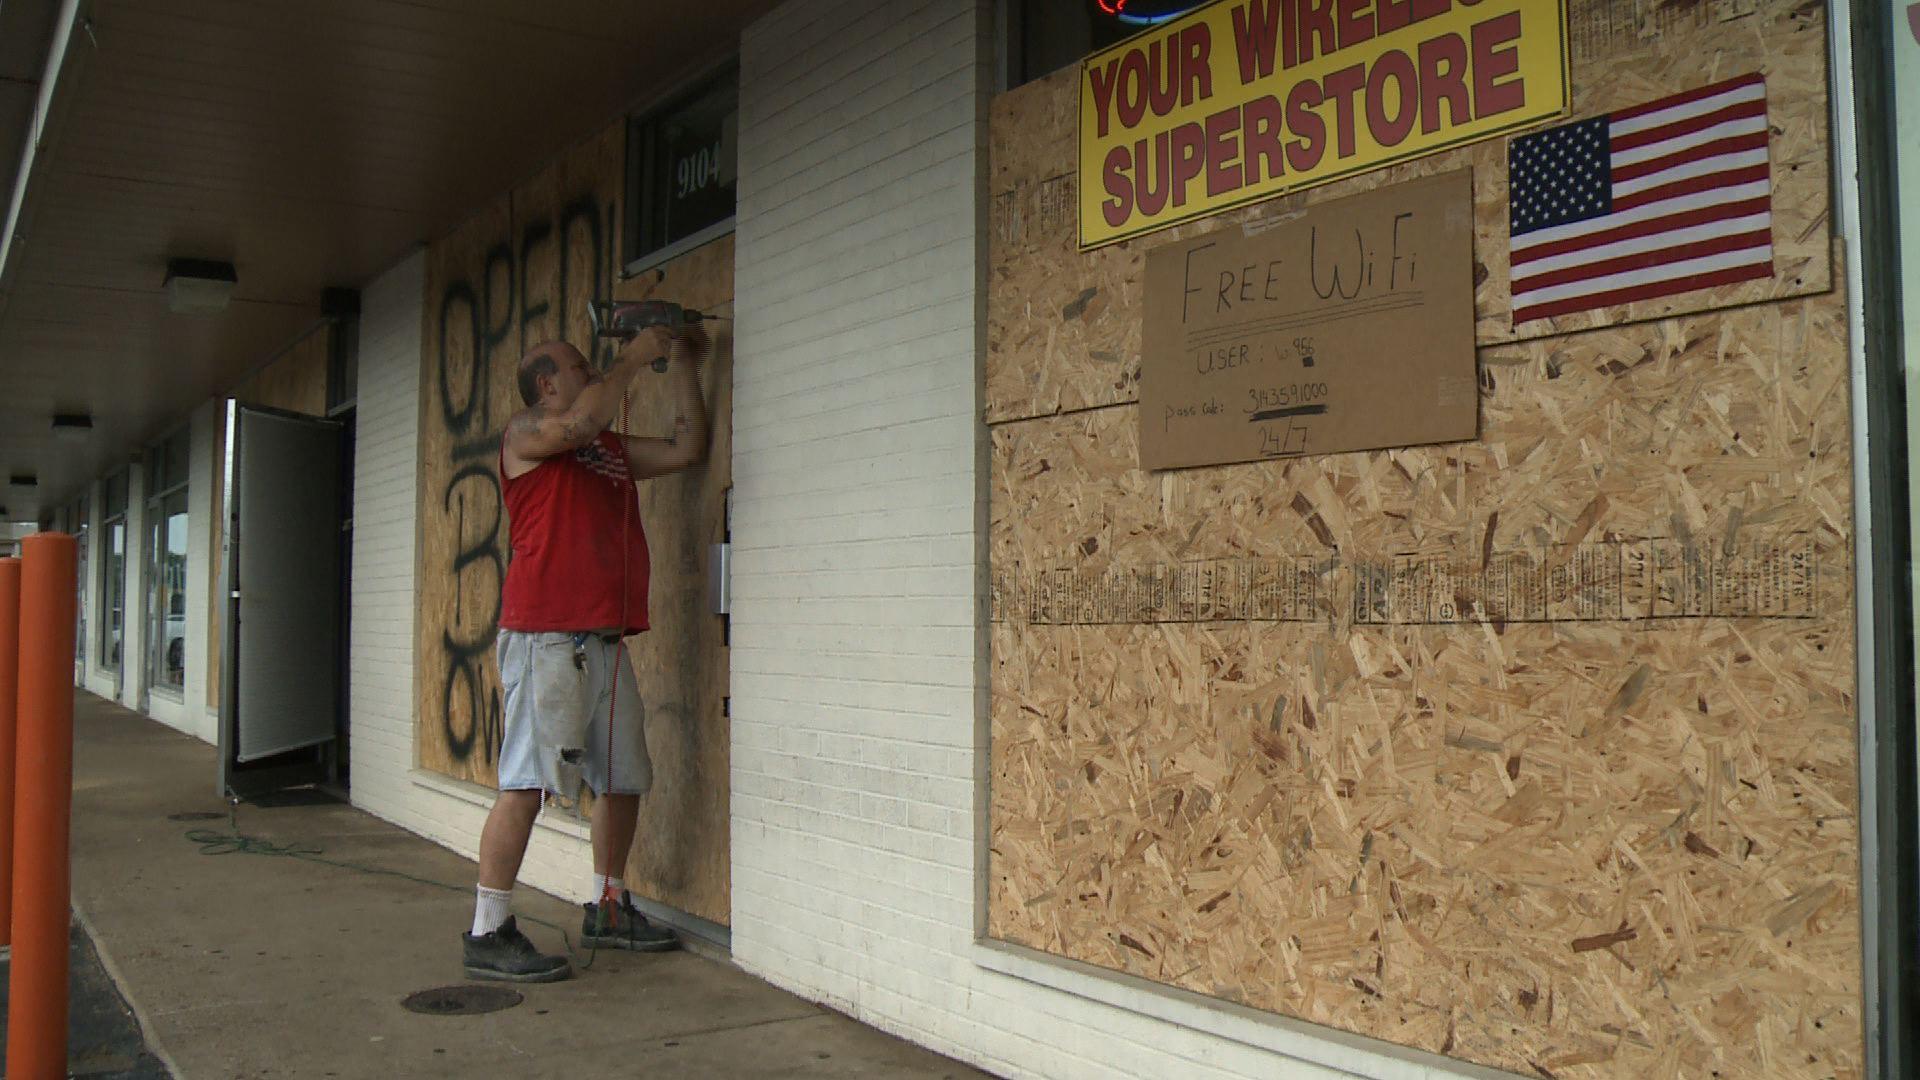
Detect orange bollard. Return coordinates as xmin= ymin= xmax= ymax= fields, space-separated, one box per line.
xmin=8 ymin=533 xmax=77 ymax=1080
xmin=0 ymin=556 xmax=19 ymax=950
xmin=0 ymin=553 xmax=17 ymax=941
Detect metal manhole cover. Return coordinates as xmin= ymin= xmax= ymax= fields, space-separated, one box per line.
xmin=166 ymin=811 xmax=224 ymax=822
xmin=401 ymin=985 xmax=524 ymax=1016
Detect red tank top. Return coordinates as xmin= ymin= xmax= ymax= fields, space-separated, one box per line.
xmin=499 ymin=431 xmax=651 ymax=634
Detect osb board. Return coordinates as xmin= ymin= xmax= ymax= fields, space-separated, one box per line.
xmin=987 ymin=287 xmax=1862 ymax=1079
xmin=207 ymin=323 xmax=332 ymax=696
xmin=609 ymin=235 xmax=735 ymax=926
xmin=986 ymin=0 xmax=1832 ymax=426
xmin=414 ymin=121 xmax=734 ymax=925
xmin=232 ymin=326 xmax=329 ymax=416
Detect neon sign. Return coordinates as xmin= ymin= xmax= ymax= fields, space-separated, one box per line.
xmin=1097 ymin=0 xmax=1208 ymax=28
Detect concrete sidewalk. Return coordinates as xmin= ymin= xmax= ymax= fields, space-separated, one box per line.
xmin=58 ymin=692 xmax=989 ymax=1079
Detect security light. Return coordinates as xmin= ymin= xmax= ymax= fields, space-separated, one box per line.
xmin=164 ymin=258 xmax=238 ymax=314
xmin=51 ymin=413 xmax=92 ymax=443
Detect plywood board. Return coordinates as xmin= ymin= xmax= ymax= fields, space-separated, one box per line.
xmin=610 ymin=235 xmax=735 ymax=927
xmin=987 ymin=0 xmax=1832 ymax=425
xmin=417 ymin=188 xmax=517 ymax=785
xmin=987 ymin=286 xmax=1861 ymax=1078
xmin=232 ymin=328 xmax=329 ymax=417
xmin=413 ymin=119 xmax=734 ymax=925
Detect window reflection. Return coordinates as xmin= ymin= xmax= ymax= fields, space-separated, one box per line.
xmin=101 ymin=470 xmax=128 ymax=674
xmin=103 ymin=520 xmax=124 ymax=671
xmin=149 ymin=493 xmax=188 ymax=690
xmin=73 ymin=498 xmax=88 ymax=666
xmin=145 ymin=428 xmax=191 ymax=694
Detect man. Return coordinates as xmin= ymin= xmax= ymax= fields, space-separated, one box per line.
xmin=462 ymin=317 xmax=709 ymax=983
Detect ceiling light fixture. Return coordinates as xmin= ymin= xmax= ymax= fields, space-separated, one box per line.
xmin=51 ymin=413 xmax=93 ymax=442
xmin=164 ymin=257 xmax=238 ymax=314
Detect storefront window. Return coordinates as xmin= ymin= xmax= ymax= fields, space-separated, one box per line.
xmin=146 ymin=429 xmax=190 ymax=693
xmin=73 ymin=496 xmax=88 ymax=666
xmin=625 ymin=64 xmax=738 ymax=268
xmin=101 ymin=471 xmax=127 ymax=672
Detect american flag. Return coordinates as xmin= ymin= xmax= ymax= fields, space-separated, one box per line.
xmin=1508 ymin=74 xmax=1772 ymax=325
xmin=574 ymin=434 xmax=632 ymax=486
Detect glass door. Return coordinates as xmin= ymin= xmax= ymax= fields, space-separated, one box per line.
xmin=73 ymin=496 xmax=88 ymax=676
xmin=145 ymin=428 xmax=191 ymax=697
xmin=100 ymin=471 xmax=128 ymax=696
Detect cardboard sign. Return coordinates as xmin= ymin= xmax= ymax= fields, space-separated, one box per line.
xmin=1139 ymin=168 xmax=1476 ymax=470
xmin=1078 ymin=0 xmax=1568 ymax=249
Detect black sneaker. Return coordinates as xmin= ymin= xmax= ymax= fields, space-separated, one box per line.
xmin=462 ymin=916 xmax=572 ymax=983
xmin=581 ymin=894 xmax=679 ymax=952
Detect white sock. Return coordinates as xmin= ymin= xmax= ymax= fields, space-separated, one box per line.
xmin=588 ymin=873 xmax=624 ymax=904
xmin=472 ymin=885 xmax=512 ymax=936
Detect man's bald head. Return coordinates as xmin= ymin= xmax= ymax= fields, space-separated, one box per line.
xmin=517 ymin=341 xmax=586 ymax=407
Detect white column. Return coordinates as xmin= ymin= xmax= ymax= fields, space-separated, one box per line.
xmin=185 ymin=400 xmax=219 ymax=739
xmin=123 ymin=461 xmax=148 ymax=710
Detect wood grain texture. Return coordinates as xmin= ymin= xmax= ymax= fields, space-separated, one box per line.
xmin=987 ymin=0 xmax=1832 ymax=426
xmin=610 ymin=235 xmax=735 ymax=926
xmin=987 ymin=277 xmax=1861 ymax=1078
xmin=414 ymin=120 xmax=734 ymax=924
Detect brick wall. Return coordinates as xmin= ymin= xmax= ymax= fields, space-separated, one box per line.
xmin=181 ymin=399 xmax=218 ymax=741
xmin=727 ymin=3 xmax=1472 ymax=1077
xmin=347 ymin=249 xmax=593 ymax=905
xmin=330 ymin=6 xmax=1484 ymax=1073
xmin=344 ymin=250 xmax=424 ymax=823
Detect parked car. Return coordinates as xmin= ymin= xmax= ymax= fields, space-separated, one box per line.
xmin=165 ymin=593 xmax=185 ymax=681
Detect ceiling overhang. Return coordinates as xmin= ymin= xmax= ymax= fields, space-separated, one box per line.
xmin=0 ymin=0 xmax=775 ymax=520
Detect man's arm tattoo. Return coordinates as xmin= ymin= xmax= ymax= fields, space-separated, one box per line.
xmin=509 ymin=412 xmax=584 ymax=448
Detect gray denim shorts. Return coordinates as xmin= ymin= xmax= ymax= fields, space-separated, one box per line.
xmin=495 ymin=629 xmax=652 ymax=799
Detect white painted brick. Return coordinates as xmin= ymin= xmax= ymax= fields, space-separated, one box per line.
xmin=745 ymin=189 xmax=975 ymax=278
xmin=733 ymin=417 xmax=975 ymax=478
xmin=738 ymin=310 xmax=968 ymax=379
xmin=180 ymin=400 xmax=218 ymax=741
xmin=743 ymin=106 xmax=980 ymax=227
xmin=741 ymin=1 xmax=967 ymax=134
xmin=286 ymin=2 xmax=1493 ymax=1075
xmin=733 ymin=272 xmax=975 ymax=361
xmin=343 ymin=250 xmax=594 ymax=909
xmin=729 ymin=3 xmax=1468 ymax=1078
xmin=733 ymin=348 xmax=973 ymax=421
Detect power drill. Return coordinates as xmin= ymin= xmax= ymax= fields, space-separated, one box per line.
xmin=587 ymin=300 xmax=718 ymax=371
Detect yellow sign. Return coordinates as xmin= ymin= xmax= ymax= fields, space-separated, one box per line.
xmin=1078 ymin=0 xmax=1569 ymax=249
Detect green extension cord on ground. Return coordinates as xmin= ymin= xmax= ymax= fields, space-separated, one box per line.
xmin=181 ymin=822 xmax=602 ymax=970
